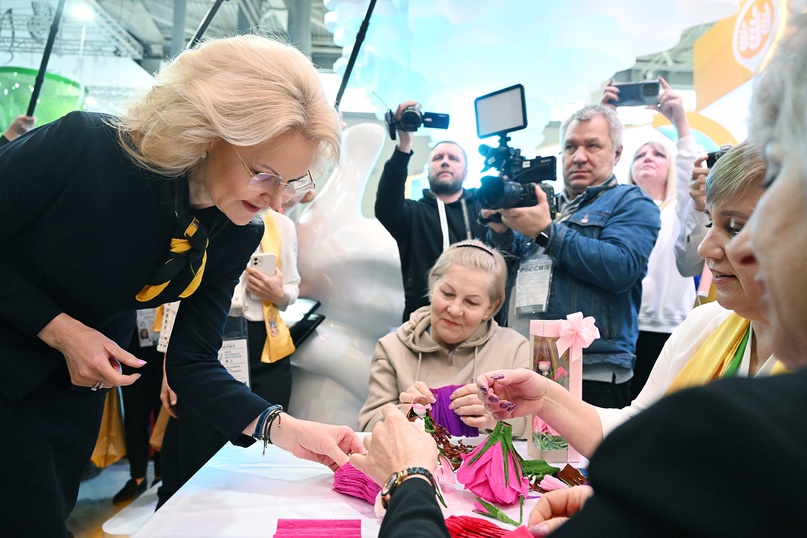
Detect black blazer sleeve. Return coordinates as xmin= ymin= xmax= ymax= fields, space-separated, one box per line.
xmin=379 ymin=478 xmax=449 ymax=538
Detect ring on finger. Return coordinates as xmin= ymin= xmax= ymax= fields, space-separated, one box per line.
xmin=91 ymin=380 xmax=103 ymax=391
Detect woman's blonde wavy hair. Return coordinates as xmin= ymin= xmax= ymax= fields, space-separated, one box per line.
xmin=113 ymin=34 xmax=341 ymax=177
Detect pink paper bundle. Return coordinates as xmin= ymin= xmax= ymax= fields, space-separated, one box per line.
xmin=445 ymin=515 xmax=533 ymax=537
xmin=332 ymin=461 xmax=381 ymax=505
xmin=274 ymin=518 xmax=361 ymax=537
xmin=430 ymin=384 xmax=479 ymax=437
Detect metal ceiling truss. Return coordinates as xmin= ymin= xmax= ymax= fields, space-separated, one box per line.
xmin=0 ymin=0 xmax=143 ymax=59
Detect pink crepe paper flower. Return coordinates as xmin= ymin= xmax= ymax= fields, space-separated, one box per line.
xmin=411 ymin=402 xmax=431 ymax=417
xmin=435 ymin=453 xmax=457 ymax=486
xmin=456 ymin=422 xmax=529 ymax=505
xmin=538 ymin=474 xmax=569 ymax=491
xmin=332 ymin=462 xmax=381 ymax=505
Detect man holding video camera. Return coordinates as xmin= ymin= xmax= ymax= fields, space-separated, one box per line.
xmin=486 ymin=104 xmax=660 ymax=408
xmin=376 ymin=100 xmax=495 ymax=323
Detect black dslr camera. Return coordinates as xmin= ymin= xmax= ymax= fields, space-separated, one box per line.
xmin=474 ymin=84 xmax=557 ymax=220
xmin=384 ymin=104 xmax=450 ymax=141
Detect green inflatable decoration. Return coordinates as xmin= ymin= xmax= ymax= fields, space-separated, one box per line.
xmin=0 ymin=66 xmax=86 ymax=130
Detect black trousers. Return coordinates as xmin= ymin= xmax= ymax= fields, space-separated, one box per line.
xmin=631 ymin=330 xmax=672 ymax=401
xmin=0 ymin=367 xmax=106 ymax=538
xmin=157 ymin=319 xmax=292 ymax=509
xmin=121 ymin=330 xmax=164 ymax=480
xmin=582 ymin=377 xmax=632 ymax=409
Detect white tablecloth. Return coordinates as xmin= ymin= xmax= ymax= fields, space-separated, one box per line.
xmin=132 ymin=437 xmax=539 ymax=537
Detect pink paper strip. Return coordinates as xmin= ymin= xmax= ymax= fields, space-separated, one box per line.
xmin=275 ymin=519 xmax=361 ymax=537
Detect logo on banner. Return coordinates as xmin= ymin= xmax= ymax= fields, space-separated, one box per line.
xmin=732 ymin=0 xmax=780 ymax=71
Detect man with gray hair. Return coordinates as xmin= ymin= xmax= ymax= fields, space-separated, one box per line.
xmin=485 ymin=104 xmax=660 ymax=407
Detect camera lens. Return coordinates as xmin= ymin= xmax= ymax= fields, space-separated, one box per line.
xmin=479 ymin=177 xmax=536 ymax=209
xmin=399 ymin=107 xmax=422 ymax=131
xmin=643 ymin=84 xmax=657 ymax=96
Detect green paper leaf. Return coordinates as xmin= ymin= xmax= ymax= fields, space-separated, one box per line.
xmin=520 ymin=459 xmax=560 ymax=481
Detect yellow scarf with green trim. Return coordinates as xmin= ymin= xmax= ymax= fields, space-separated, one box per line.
xmin=665 ymin=312 xmax=788 ymax=396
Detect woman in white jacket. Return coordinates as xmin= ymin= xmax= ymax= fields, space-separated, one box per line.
xmin=603 ymin=77 xmax=699 ymax=399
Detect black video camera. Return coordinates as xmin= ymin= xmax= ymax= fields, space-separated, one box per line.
xmin=384 ymin=104 xmax=449 ymax=141
xmin=706 ymin=144 xmax=733 ymax=168
xmin=478 ymin=145 xmax=557 ymax=212
xmin=473 ymin=85 xmax=557 ymax=219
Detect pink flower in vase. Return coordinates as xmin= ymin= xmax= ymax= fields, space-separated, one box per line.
xmin=533 ymin=415 xmax=560 ymax=437
xmin=552 ymin=366 xmax=569 ymax=382
xmin=456 ymin=422 xmax=529 ymax=505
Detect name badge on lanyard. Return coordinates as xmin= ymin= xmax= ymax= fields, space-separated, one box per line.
xmin=515 ymin=254 xmax=553 ymax=315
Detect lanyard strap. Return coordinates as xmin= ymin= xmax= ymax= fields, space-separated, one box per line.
xmin=436 ymin=198 xmax=450 ymax=252
xmin=436 ymin=195 xmax=473 ymax=252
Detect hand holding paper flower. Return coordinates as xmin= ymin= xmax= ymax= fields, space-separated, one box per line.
xmin=475 ymin=369 xmax=554 ymax=420
xmin=456 ymin=421 xmax=529 ymax=505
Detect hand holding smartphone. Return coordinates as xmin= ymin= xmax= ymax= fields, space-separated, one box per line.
xmin=250 ymin=253 xmax=277 ymax=276
xmin=609 ymin=79 xmax=661 ymax=107
xmin=247 ymin=253 xmax=276 ymax=300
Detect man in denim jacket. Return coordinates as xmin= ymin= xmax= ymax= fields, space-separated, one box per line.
xmin=486 ymin=104 xmax=660 ymax=408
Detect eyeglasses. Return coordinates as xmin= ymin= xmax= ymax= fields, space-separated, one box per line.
xmin=234 ymin=148 xmax=315 ymax=202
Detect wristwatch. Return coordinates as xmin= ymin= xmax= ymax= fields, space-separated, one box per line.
xmin=535 ymin=224 xmax=552 ymax=247
xmin=380 ymin=467 xmax=435 ymax=509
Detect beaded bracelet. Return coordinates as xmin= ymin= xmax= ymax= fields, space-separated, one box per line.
xmin=252 ymin=404 xmax=284 ymax=455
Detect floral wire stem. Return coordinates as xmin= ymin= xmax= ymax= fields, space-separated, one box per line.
xmin=473 ymin=495 xmax=524 ymax=527
xmin=408 ymin=406 xmax=473 ymax=471
xmin=434 ymin=480 xmax=448 ymax=508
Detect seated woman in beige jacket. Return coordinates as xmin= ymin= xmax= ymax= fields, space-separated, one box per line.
xmin=358 ymin=240 xmax=530 ymax=438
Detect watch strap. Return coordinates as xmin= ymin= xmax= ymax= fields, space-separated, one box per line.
xmin=535 ymin=224 xmax=552 ymax=247
xmin=380 ymin=466 xmax=435 ymax=508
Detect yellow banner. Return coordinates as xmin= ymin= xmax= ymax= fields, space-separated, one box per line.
xmin=694 ymin=0 xmax=787 ymax=110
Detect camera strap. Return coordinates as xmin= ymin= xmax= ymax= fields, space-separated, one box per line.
xmin=436 ymin=197 xmax=473 ymax=252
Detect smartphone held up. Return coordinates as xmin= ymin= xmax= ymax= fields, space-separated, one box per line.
xmin=609 ymin=79 xmax=661 ymax=107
